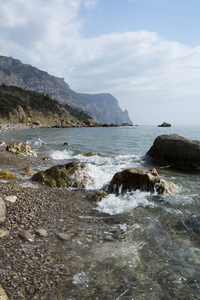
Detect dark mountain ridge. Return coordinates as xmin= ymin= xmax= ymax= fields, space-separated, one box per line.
xmin=0 ymin=55 xmax=132 ymax=124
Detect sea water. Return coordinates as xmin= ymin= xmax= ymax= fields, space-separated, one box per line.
xmin=3 ymin=125 xmax=200 ymax=299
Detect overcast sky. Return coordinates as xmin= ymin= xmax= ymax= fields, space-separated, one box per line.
xmin=0 ymin=0 xmax=200 ymax=125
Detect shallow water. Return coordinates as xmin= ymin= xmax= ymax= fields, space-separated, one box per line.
xmin=3 ymin=125 xmax=200 ymax=299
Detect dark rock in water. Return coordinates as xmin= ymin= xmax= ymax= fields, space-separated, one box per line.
xmin=147 ymin=134 xmax=200 ymax=172
xmin=32 ymin=162 xmax=87 ymax=188
xmin=158 ymin=122 xmax=171 ymax=127
xmin=109 ymin=168 xmax=178 ymax=195
xmin=183 ymin=217 xmax=200 ymax=233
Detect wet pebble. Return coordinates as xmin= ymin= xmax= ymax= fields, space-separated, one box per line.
xmin=19 ymin=229 xmax=35 ymax=242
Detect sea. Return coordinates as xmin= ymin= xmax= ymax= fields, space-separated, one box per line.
xmin=3 ymin=125 xmax=200 ymax=299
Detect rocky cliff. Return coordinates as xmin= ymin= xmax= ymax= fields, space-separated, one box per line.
xmin=0 ymin=55 xmax=132 ymax=124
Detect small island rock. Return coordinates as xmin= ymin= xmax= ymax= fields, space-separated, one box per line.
xmin=158 ymin=122 xmax=171 ymax=127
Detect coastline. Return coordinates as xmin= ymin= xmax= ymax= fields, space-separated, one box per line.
xmin=0 ymin=133 xmax=100 ymax=299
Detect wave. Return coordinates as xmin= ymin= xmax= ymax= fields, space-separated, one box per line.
xmin=96 ymin=190 xmax=151 ymax=215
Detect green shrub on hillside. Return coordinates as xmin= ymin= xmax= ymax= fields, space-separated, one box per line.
xmin=0 ymin=84 xmax=92 ymax=121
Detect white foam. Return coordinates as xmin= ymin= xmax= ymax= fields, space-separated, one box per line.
xmin=50 ymin=149 xmax=73 ymax=160
xmin=97 ymin=190 xmax=151 ymax=215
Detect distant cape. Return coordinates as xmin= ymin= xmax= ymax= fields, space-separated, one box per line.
xmin=0 ymin=55 xmax=132 ymax=124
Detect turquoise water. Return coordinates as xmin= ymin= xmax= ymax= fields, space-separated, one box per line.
xmin=3 ymin=125 xmax=200 ymax=299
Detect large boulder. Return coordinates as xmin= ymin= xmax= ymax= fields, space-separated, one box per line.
xmin=147 ymin=134 xmax=200 ymax=172
xmin=32 ymin=162 xmax=87 ymax=188
xmin=109 ymin=168 xmax=178 ymax=195
xmin=6 ymin=142 xmax=37 ymax=157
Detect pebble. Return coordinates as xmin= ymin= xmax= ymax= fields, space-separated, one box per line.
xmin=18 ymin=229 xmax=35 ymax=242
xmin=4 ymin=195 xmax=17 ymax=203
xmin=34 ymin=228 xmax=48 ymax=237
xmin=0 ymin=197 xmax=6 ymax=224
xmin=57 ymin=232 xmax=71 ymax=241
xmin=0 ymin=229 xmax=9 ymax=238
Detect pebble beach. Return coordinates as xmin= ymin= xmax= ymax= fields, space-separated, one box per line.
xmin=0 ymin=126 xmax=100 ymax=299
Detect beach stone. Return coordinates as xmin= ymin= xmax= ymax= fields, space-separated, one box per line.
xmin=32 ymin=162 xmax=87 ymax=188
xmin=4 ymin=195 xmax=17 ymax=203
xmin=19 ymin=229 xmax=34 ymax=242
xmin=0 ymin=170 xmax=18 ymax=180
xmin=0 ymin=229 xmax=9 ymax=238
xmin=109 ymin=168 xmax=178 ymax=195
xmin=0 ymin=140 xmax=6 ymax=146
xmin=0 ymin=284 xmax=9 ymax=300
xmin=6 ymin=141 xmax=37 ymax=157
xmin=34 ymin=228 xmax=48 ymax=237
xmin=147 ymin=134 xmax=200 ymax=172
xmin=57 ymin=232 xmax=71 ymax=241
xmin=87 ymin=190 xmax=108 ymax=202
xmin=0 ymin=197 xmax=6 ymax=224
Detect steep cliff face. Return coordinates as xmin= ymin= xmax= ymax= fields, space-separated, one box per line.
xmin=0 ymin=55 xmax=132 ymax=124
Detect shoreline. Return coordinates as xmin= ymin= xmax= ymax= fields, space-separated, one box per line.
xmin=0 ymin=136 xmax=103 ymax=299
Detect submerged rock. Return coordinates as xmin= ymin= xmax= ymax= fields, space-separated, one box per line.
xmin=32 ymin=162 xmax=87 ymax=188
xmin=87 ymin=190 xmax=108 ymax=202
xmin=147 ymin=134 xmax=200 ymax=172
xmin=109 ymin=168 xmax=178 ymax=195
xmin=6 ymin=141 xmax=37 ymax=157
xmin=82 ymin=152 xmax=103 ymax=157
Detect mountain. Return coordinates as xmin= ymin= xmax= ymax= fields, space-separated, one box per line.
xmin=0 ymin=55 xmax=132 ymax=124
xmin=0 ymin=84 xmax=94 ymax=127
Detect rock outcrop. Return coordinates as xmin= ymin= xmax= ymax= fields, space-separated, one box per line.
xmin=147 ymin=134 xmax=200 ymax=172
xmin=109 ymin=168 xmax=178 ymax=195
xmin=0 ymin=55 xmax=132 ymax=124
xmin=6 ymin=142 xmax=37 ymax=157
xmin=32 ymin=162 xmax=88 ymax=188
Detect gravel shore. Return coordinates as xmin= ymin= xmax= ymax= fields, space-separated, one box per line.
xmin=0 ymin=138 xmax=100 ymax=299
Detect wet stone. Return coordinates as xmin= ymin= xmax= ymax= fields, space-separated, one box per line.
xmin=18 ymin=229 xmax=35 ymax=242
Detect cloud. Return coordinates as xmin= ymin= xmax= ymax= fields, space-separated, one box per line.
xmin=0 ymin=0 xmax=200 ymax=124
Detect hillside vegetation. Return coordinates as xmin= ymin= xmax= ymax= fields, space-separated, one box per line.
xmin=0 ymin=84 xmax=92 ymax=123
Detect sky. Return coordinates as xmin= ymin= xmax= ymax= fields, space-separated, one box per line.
xmin=0 ymin=0 xmax=200 ymax=125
